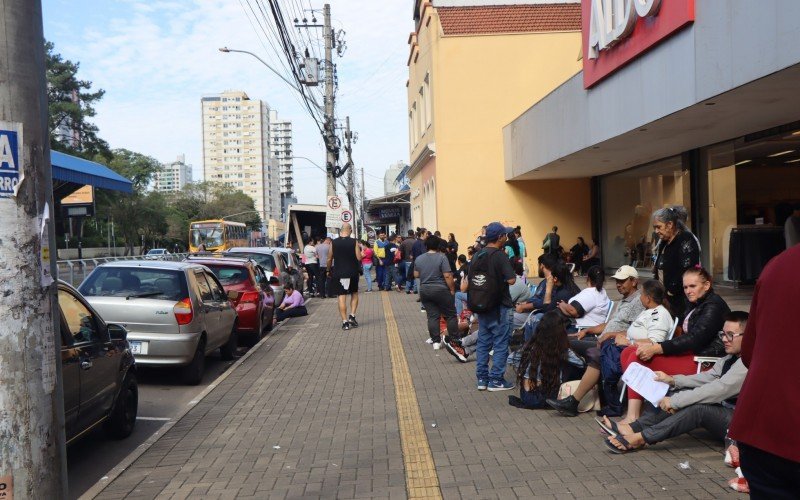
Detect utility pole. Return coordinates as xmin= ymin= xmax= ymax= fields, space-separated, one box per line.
xmin=0 ymin=0 xmax=67 ymax=498
xmin=323 ymin=3 xmax=337 ymax=200
xmin=344 ymin=116 xmax=356 ymax=234
xmin=360 ymin=167 xmax=366 ymax=238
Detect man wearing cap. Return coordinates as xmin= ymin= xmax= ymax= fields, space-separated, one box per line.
xmin=548 ymin=265 xmax=645 ymax=416
xmin=467 ymin=222 xmax=517 ymax=392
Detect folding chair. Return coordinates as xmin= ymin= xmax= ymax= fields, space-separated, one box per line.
xmin=693 ymin=356 xmax=722 ymax=374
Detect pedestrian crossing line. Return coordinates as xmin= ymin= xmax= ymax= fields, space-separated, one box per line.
xmin=381 ymin=292 xmax=443 ymax=500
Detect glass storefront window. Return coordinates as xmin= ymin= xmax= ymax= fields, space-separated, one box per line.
xmin=600 ymin=155 xmax=690 ymax=270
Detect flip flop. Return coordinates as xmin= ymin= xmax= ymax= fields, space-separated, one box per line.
xmin=603 ymin=435 xmax=639 ymax=454
xmin=595 ymin=416 xmax=619 ymax=437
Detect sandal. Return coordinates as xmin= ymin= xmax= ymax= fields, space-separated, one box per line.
xmin=595 ymin=416 xmax=619 ymax=437
xmin=603 ymin=435 xmax=640 ymax=454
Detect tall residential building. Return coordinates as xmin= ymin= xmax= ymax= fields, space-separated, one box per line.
xmin=384 ymin=162 xmax=406 ymax=195
xmin=201 ymin=90 xmax=281 ymax=226
xmin=268 ymin=110 xmax=294 ymax=209
xmin=153 ymin=154 xmax=192 ymax=193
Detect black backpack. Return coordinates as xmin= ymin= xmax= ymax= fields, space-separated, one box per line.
xmin=467 ymin=247 xmax=501 ymax=313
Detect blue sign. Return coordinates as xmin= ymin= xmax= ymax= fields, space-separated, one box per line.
xmin=0 ymin=123 xmax=21 ymax=198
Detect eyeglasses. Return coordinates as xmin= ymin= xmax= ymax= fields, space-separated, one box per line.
xmin=717 ymin=331 xmax=744 ymax=341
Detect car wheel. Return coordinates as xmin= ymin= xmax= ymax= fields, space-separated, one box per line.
xmin=182 ymin=340 xmax=205 ymax=385
xmin=220 ymin=323 xmax=238 ymax=360
xmin=105 ymin=371 xmax=138 ymax=439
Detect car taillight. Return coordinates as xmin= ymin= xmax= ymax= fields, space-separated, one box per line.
xmin=239 ymin=291 xmax=261 ymax=304
xmin=174 ymin=298 xmax=193 ymax=325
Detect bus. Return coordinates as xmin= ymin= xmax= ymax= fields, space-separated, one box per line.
xmin=189 ymin=220 xmax=248 ymax=253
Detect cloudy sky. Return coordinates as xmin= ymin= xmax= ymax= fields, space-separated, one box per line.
xmin=42 ymin=0 xmax=412 ymax=203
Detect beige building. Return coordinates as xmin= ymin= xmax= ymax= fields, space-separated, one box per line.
xmin=153 ymin=154 xmax=192 ymax=193
xmin=201 ymin=90 xmax=281 ymax=228
xmin=407 ymin=0 xmax=590 ymax=270
xmin=268 ymin=110 xmax=294 ymax=209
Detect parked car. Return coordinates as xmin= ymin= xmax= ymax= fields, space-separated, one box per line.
xmin=185 ymin=256 xmax=275 ymax=346
xmin=265 ymin=247 xmax=306 ymax=293
xmin=226 ymin=248 xmax=289 ymax=304
xmin=58 ymin=280 xmax=137 ymax=444
xmin=144 ymin=248 xmax=170 ymax=260
xmin=78 ymin=261 xmax=238 ymax=385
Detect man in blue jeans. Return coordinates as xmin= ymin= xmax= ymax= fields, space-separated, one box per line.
xmin=468 ymin=222 xmax=517 ymax=392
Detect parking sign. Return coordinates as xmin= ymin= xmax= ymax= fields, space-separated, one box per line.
xmin=340 ymin=210 xmax=352 ymax=223
xmin=0 ymin=122 xmax=22 ymax=198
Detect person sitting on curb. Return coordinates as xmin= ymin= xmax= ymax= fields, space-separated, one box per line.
xmin=508 ymin=310 xmax=585 ymax=410
xmin=601 ymin=311 xmax=749 ymax=454
xmin=557 ymin=265 xmax=609 ymax=334
xmin=275 ymin=283 xmax=308 ymax=322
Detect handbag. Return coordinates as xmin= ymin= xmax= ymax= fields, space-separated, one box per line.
xmin=558 ymin=380 xmax=600 ymax=413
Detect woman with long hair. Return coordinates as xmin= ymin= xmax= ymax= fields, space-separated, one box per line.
xmin=509 ymin=310 xmax=585 ymax=409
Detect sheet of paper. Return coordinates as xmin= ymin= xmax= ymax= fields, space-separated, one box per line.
xmin=39 ymin=201 xmax=53 ymax=287
xmin=339 ymin=278 xmax=351 ymax=290
xmin=621 ymin=361 xmax=670 ymax=406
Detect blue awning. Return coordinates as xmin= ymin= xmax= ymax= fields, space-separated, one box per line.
xmin=51 ymin=151 xmax=133 ymax=193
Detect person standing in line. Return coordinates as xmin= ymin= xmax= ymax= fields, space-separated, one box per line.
xmin=474 ymin=226 xmax=488 ymax=250
xmin=400 ymin=230 xmax=418 ymax=294
xmin=542 ymin=225 xmax=560 ymax=256
xmin=728 ymin=245 xmax=800 ymax=498
xmin=328 ymin=223 xmax=362 ymax=330
xmin=411 ymin=230 xmax=428 ymax=302
xmin=383 ymin=234 xmax=399 ymax=291
xmin=652 ymin=206 xmax=700 ymax=319
xmin=316 ymin=237 xmax=331 ymax=299
xmin=414 ymin=235 xmax=459 ymax=349
xmin=303 ymin=238 xmax=318 ymax=296
xmin=373 ymin=232 xmax=388 ymax=291
xmin=468 ymin=222 xmax=517 ymax=392
xmin=360 ymin=241 xmax=374 ymax=292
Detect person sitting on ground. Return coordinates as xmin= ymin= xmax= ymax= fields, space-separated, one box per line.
xmin=569 ymin=237 xmax=589 ymax=275
xmin=618 ymin=266 xmax=729 ymax=423
xmin=509 ymin=260 xmax=531 ymax=329
xmin=557 ymin=266 xmax=609 ymax=333
xmin=508 ymin=310 xmax=586 ymax=410
xmin=602 ymin=311 xmax=749 ymax=454
xmin=444 ymin=311 xmax=479 ymax=363
xmin=548 ymin=279 xmax=670 ymax=417
xmin=275 ymin=283 xmax=308 ymax=322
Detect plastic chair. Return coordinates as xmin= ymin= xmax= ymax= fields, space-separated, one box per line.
xmin=620 ymin=315 xmax=678 ymax=402
xmin=693 ymin=356 xmax=721 ymax=374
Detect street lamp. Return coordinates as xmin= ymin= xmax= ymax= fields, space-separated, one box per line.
xmin=221 ymin=210 xmax=261 ymax=220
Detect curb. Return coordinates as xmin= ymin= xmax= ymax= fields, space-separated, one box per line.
xmin=78 ymin=300 xmax=314 ymax=500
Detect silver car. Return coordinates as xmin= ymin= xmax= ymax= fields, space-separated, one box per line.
xmin=226 ymin=248 xmax=289 ymax=304
xmin=264 ymin=247 xmax=306 ymax=293
xmin=78 ymin=261 xmax=238 ymax=385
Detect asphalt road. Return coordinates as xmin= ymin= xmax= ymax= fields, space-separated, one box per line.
xmin=66 ymin=350 xmax=240 ymax=499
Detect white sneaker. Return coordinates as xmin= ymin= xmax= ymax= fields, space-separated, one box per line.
xmin=425 ymin=338 xmax=434 ymax=344
xmin=432 ymin=342 xmax=442 ymax=350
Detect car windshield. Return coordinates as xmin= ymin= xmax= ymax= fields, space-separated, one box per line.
xmin=191 ymin=225 xmax=223 ymax=248
xmin=147 ymin=249 xmax=165 ymax=255
xmin=204 ymin=265 xmax=251 ymax=286
xmin=227 ymin=252 xmax=275 ymax=272
xmin=79 ymin=267 xmax=189 ymax=302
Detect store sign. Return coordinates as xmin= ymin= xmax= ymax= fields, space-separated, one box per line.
xmin=582 ymin=0 xmax=695 ymax=88
xmin=0 ymin=122 xmax=22 ymax=198
xmin=378 ymin=207 xmax=401 ymax=220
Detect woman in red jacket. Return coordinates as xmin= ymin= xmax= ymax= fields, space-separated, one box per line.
xmin=618 ymin=267 xmax=729 ymax=424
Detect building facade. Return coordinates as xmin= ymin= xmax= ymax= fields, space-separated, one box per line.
xmin=406 ymin=0 xmax=590 ymax=271
xmin=505 ymin=0 xmax=800 ymax=284
xmin=153 ymin=154 xmax=192 ymax=193
xmin=201 ymin=90 xmax=281 ymax=227
xmin=383 ymin=161 xmax=406 ymax=195
xmin=268 ymin=109 xmax=294 ymax=219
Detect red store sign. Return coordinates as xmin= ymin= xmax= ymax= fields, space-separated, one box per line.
xmin=582 ymin=0 xmax=695 ymax=88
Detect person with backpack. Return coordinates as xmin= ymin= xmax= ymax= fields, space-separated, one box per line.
xmin=467 ymin=222 xmax=517 ymax=392
xmin=373 ymin=232 xmax=389 ymax=291
xmin=542 ymin=225 xmax=560 ymax=256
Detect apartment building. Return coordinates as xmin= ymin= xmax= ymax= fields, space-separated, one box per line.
xmin=153 ymin=154 xmax=192 ymax=193
xmin=201 ymin=90 xmax=281 ymax=227
xmin=268 ymin=110 xmax=294 ymax=216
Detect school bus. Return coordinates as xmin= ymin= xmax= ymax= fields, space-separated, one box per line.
xmin=189 ymin=220 xmax=247 ymax=253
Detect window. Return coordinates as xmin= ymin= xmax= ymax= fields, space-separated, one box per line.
xmin=205 ymin=272 xmax=226 ymax=301
xmin=195 ymin=272 xmax=214 ymax=302
xmin=419 ymin=86 xmax=426 ymax=136
xmin=424 ymin=73 xmax=432 ymax=127
xmin=59 ymin=289 xmax=99 ymax=343
xmin=409 ymin=110 xmax=415 ymax=147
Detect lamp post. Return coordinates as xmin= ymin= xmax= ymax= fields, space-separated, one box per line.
xmin=218 ymin=47 xmax=310 ymax=98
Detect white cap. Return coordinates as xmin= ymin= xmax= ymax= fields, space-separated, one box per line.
xmin=611 ymin=265 xmax=639 ymax=280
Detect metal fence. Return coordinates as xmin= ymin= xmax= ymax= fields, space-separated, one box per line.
xmin=57 ymin=253 xmax=191 ymax=287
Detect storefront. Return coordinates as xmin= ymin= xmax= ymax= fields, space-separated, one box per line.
xmin=365 ymin=191 xmax=412 ymax=237
xmin=504 ymin=0 xmax=800 ymax=284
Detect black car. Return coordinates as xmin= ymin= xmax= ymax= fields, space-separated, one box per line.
xmin=58 ymin=281 xmax=138 ymax=444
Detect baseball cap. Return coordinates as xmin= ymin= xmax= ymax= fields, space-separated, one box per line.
xmin=611 ymin=265 xmax=639 ymax=280
xmin=485 ymin=222 xmax=513 ymax=241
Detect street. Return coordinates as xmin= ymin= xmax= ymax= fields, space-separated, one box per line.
xmin=66 ymin=351 xmax=237 ymax=499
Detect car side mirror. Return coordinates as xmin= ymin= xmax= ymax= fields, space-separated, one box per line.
xmin=108 ymin=323 xmax=128 ymax=341
xmin=227 ymin=290 xmax=240 ymax=301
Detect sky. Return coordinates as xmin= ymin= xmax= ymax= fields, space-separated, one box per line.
xmin=42 ymin=0 xmax=412 ymax=203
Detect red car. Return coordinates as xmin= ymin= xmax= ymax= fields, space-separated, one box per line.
xmin=187 ymin=257 xmax=275 ymax=346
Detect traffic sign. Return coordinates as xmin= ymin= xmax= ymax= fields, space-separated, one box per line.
xmin=340 ymin=210 xmax=353 ymax=223
xmin=327 ymin=195 xmax=342 ymax=210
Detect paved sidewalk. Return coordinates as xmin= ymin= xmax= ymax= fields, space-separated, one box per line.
xmin=91 ymin=288 xmax=736 ymax=499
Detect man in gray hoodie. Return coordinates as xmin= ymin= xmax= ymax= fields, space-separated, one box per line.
xmin=602 ymin=311 xmax=749 ymax=453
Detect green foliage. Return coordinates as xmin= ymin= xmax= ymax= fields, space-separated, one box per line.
xmin=45 ymin=40 xmax=109 ymax=159
xmin=169 ymin=182 xmax=263 ymax=236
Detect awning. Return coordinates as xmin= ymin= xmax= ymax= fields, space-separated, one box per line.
xmin=365 ymin=190 xmax=410 ymax=207
xmin=51 ymin=151 xmax=133 ymax=193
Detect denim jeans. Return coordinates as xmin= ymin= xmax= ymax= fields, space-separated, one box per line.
xmin=454 ymin=291 xmax=468 ymax=316
xmin=375 ymin=265 xmax=386 ymax=289
xmin=405 ymin=262 xmax=417 ymax=292
xmin=396 ymin=262 xmax=408 ymax=289
xmin=363 ymin=263 xmax=373 ymax=291
xmin=476 ymin=306 xmax=513 ymax=383
xmin=384 ymin=264 xmax=400 ymax=290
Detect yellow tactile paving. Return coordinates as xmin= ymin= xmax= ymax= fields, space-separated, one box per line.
xmin=381 ymin=292 xmax=443 ymax=500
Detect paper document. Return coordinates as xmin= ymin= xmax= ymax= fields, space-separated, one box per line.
xmin=621 ymin=362 xmax=670 ymax=406
xmin=339 ymin=278 xmax=351 ymax=290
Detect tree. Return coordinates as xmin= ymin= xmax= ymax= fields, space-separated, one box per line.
xmin=167 ymin=182 xmax=263 ymax=243
xmin=45 ymin=40 xmax=109 ymax=159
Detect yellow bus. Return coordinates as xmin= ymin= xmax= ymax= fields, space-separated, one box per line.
xmin=189 ymin=220 xmax=248 ymax=252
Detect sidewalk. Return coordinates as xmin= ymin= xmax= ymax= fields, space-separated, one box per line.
xmin=90 ymin=288 xmax=736 ymax=499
